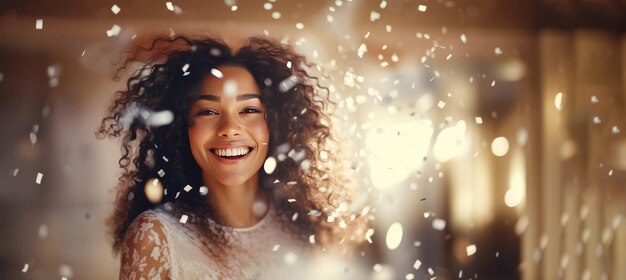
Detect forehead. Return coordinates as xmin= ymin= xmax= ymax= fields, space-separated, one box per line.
xmin=199 ymin=65 xmax=259 ymax=96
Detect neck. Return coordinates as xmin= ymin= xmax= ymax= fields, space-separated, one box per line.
xmin=202 ymin=173 xmax=269 ymax=228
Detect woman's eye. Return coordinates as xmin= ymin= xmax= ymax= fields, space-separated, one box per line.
xmin=196 ymin=109 xmax=217 ymax=116
xmin=241 ymin=107 xmax=261 ymax=114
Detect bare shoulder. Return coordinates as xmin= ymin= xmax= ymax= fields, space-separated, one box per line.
xmin=119 ymin=210 xmax=172 ymax=280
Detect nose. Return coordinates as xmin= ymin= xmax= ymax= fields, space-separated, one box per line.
xmin=216 ymin=115 xmax=242 ymax=138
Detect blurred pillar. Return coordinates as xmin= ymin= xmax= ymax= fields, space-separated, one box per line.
xmin=538 ymin=30 xmax=573 ymax=280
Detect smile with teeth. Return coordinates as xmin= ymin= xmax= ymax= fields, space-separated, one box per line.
xmin=211 ymin=147 xmax=252 ymax=158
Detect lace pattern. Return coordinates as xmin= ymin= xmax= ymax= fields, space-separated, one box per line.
xmin=120 ymin=211 xmax=172 ymax=280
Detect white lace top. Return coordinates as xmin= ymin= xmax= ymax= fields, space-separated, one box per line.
xmin=119 ymin=204 xmax=312 ymax=280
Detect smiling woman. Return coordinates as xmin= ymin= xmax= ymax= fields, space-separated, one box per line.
xmin=96 ymin=35 xmax=368 ymax=279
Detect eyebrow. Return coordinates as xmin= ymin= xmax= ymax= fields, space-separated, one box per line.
xmin=195 ymin=93 xmax=261 ymax=102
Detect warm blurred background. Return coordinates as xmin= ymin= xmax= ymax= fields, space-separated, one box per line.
xmin=1 ymin=0 xmax=625 ymax=279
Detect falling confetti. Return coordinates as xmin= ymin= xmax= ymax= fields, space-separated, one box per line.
xmin=211 ymin=68 xmax=223 ymax=78
xmin=35 ymin=172 xmax=43 ymax=184
xmin=199 ymin=186 xmax=208 ymax=195
xmin=466 ymin=244 xmax=477 ymax=256
xmin=295 ymin=22 xmax=304 ymax=30
xmin=432 ymin=218 xmax=446 ymax=231
xmin=278 ymin=75 xmax=298 ymax=92
xmin=475 ymin=117 xmax=483 ymax=124
xmin=106 ymin=24 xmax=121 ymax=37
xmin=554 ymin=92 xmax=564 ymax=111
xmin=417 ymin=5 xmax=427 ymax=12
xmin=386 ymin=223 xmax=403 ymax=250
xmin=357 ymin=43 xmax=368 ymax=58
xmin=111 ymin=4 xmax=121 ymax=14
xmin=611 ymin=126 xmax=620 ymax=134
xmin=272 ymin=244 xmax=280 ymax=251
xmin=271 ymin=11 xmax=281 ymax=19
xmin=39 ymin=224 xmax=48 ymax=239
xmin=494 ymin=47 xmax=503 ymax=56
xmin=29 ymin=132 xmax=37 ymax=145
xmin=263 ymin=157 xmax=277 ymax=174
xmin=591 ymin=95 xmax=599 ymax=104
xmin=22 ymin=263 xmax=29 ymax=273
xmin=370 ymin=11 xmax=381 ymax=22
xmin=592 ymin=116 xmax=601 ymax=125
xmin=179 ymin=214 xmax=188 ymax=224
xmin=460 ymin=34 xmax=467 ymax=44
xmin=413 ymin=259 xmax=422 ymax=270
xmin=35 ymin=19 xmax=43 ymax=30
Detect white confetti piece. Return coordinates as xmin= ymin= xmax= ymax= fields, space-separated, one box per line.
xmin=22 ymin=263 xmax=29 ymax=273
xmin=211 ymin=68 xmax=223 ymax=78
xmin=418 ymin=5 xmax=427 ymax=12
xmin=179 ymin=214 xmax=188 ymax=223
xmin=591 ymin=95 xmax=599 ymax=104
xmin=475 ymin=117 xmax=483 ymax=124
xmin=291 ymin=212 xmax=298 ymax=221
xmin=263 ymin=2 xmax=272 ymax=10
xmin=183 ymin=185 xmax=192 ymax=192
xmin=370 ymin=11 xmax=381 ymax=22
xmin=593 ymin=116 xmax=601 ymax=125
xmin=380 ymin=0 xmax=387 ymax=9
xmin=271 ymin=11 xmax=281 ymax=19
xmin=608 ymin=169 xmax=613 ymax=176
xmin=446 ymin=54 xmax=452 ymax=60
xmin=357 ymin=43 xmax=368 ymax=58
xmin=111 ymin=4 xmax=121 ymax=14
xmin=166 ymin=2 xmax=174 ymax=11
xmin=29 ymin=132 xmax=37 ymax=145
xmin=278 ymin=75 xmax=298 ymax=92
xmin=295 ymin=22 xmax=304 ymax=29
xmin=554 ymin=92 xmax=564 ymax=111
xmin=38 ymin=224 xmax=48 ymax=239
xmin=365 ymin=228 xmax=374 ymax=243
xmin=460 ymin=34 xmax=467 ymax=44
xmin=12 ymin=168 xmax=19 ymax=176
xmin=199 ymin=186 xmax=208 ymax=195
xmin=385 ymin=25 xmax=392 ymax=32
xmin=495 ymin=47 xmax=503 ymax=56
xmin=385 ymin=223 xmax=403 ymax=250
xmin=287 ymin=198 xmax=296 ymax=203
xmin=611 ymin=126 xmax=620 ymax=134
xmin=406 ymin=273 xmax=414 ymax=280
xmin=162 ymin=156 xmax=169 ymax=162
xmin=437 ymin=100 xmax=446 ymax=109
xmin=491 ymin=80 xmax=496 ymax=87
xmin=272 ymin=244 xmax=280 ymax=251
xmin=413 ymin=259 xmax=422 ymax=270
xmin=428 ymin=267 xmax=434 ymax=275
xmin=466 ymin=244 xmax=477 ymax=256
xmin=252 ymin=200 xmax=268 ymax=216
xmin=264 ymin=157 xmax=277 ymax=174
xmin=309 ymin=235 xmax=315 ymax=243
xmin=35 ymin=19 xmax=43 ymax=30
xmin=432 ymin=218 xmax=446 ymax=231
xmin=157 ymin=169 xmax=165 ymax=177
xmin=35 ymin=172 xmax=43 ymax=184
xmin=106 ymin=24 xmax=121 ymax=37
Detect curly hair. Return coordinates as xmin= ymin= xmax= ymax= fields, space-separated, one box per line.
xmin=97 ymin=34 xmax=367 ymax=274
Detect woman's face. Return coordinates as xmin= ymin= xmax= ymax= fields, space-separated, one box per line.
xmin=188 ymin=66 xmax=269 ymax=187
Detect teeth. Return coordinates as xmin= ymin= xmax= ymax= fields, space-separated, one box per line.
xmin=215 ymin=147 xmax=250 ymax=157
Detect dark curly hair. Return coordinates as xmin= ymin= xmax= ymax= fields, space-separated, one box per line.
xmin=97 ymin=34 xmax=367 ymax=274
